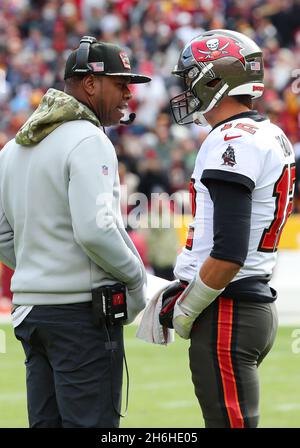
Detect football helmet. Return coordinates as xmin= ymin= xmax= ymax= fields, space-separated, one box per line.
xmin=170 ymin=29 xmax=264 ymax=125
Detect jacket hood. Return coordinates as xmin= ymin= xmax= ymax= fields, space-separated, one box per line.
xmin=15 ymin=88 xmax=100 ymax=146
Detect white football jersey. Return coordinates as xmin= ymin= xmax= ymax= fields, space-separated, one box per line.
xmin=174 ymin=112 xmax=296 ymax=283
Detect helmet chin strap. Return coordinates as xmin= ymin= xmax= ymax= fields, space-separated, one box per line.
xmin=193 ymin=112 xmax=209 ymax=126
xmin=192 ymin=83 xmax=229 ymax=126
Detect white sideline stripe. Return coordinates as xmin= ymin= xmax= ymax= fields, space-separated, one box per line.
xmin=275 ymin=403 xmax=300 ymax=412
xmin=0 ymin=315 xmax=11 ymax=323
xmin=270 ymin=250 xmax=300 ymax=325
xmin=0 ymin=392 xmax=26 ymax=401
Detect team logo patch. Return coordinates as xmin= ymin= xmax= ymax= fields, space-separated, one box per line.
xmin=191 ymin=36 xmax=246 ymax=67
xmin=119 ymin=52 xmax=131 ymax=69
xmin=222 ymin=144 xmax=236 ymax=167
xmin=113 ymin=292 xmax=125 ymax=306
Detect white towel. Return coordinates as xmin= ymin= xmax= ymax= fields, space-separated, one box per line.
xmin=136 ymin=283 xmax=175 ymax=345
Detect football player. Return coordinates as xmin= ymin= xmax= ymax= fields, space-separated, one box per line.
xmin=159 ymin=29 xmax=295 ymax=428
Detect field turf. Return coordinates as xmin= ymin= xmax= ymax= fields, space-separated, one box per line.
xmin=0 ymin=324 xmax=299 ymax=428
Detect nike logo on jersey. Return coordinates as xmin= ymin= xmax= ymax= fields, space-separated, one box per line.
xmin=224 ymin=134 xmax=242 ymax=141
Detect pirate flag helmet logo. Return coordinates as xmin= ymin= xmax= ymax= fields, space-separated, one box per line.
xmin=191 ymin=36 xmax=246 ymax=67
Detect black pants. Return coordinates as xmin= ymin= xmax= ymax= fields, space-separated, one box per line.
xmin=189 ymin=297 xmax=278 ymax=428
xmin=14 ymin=302 xmax=124 ymax=428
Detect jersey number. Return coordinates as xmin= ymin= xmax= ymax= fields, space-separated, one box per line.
xmin=185 ymin=179 xmax=197 ymax=250
xmin=189 ymin=178 xmax=196 ymax=218
xmin=258 ymin=163 xmax=296 ymax=252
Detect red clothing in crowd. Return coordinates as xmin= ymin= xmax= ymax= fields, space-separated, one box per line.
xmin=1 ymin=264 xmax=13 ymax=300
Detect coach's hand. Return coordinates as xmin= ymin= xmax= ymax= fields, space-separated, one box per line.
xmin=126 ymin=283 xmax=147 ymax=324
xmin=159 ymin=280 xmax=188 ymax=328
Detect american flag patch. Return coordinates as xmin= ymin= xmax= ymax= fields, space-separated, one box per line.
xmin=90 ymin=62 xmax=104 ymax=72
xmin=250 ymin=61 xmax=261 ymax=71
xmin=102 ymin=165 xmax=108 ymax=175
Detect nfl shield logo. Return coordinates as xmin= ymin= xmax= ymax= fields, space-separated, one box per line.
xmin=102 ymin=165 xmax=108 ymax=175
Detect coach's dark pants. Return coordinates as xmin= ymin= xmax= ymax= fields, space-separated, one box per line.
xmin=189 ymin=297 xmax=278 ymax=428
xmin=14 ymin=303 xmax=124 ymax=428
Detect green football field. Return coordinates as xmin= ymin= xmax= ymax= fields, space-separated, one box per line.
xmin=0 ymin=323 xmax=299 ymax=428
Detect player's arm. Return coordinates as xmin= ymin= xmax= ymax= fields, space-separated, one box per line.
xmin=200 ymin=178 xmax=252 ymax=287
xmin=172 ymin=179 xmax=252 ymax=338
xmin=199 ymin=257 xmax=240 ymax=290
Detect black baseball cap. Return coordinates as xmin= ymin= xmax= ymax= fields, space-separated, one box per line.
xmin=64 ymin=36 xmax=151 ymax=84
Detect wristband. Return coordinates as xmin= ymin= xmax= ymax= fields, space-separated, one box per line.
xmin=173 ymin=275 xmax=224 ymax=339
xmin=178 ymin=274 xmax=224 ymax=315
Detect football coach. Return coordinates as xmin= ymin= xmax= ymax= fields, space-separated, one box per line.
xmin=0 ymin=36 xmax=151 ymax=428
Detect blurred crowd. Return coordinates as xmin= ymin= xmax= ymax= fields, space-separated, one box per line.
xmin=0 ymin=0 xmax=300 ymax=293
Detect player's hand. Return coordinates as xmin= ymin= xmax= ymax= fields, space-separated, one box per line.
xmin=159 ymin=280 xmax=188 ymax=328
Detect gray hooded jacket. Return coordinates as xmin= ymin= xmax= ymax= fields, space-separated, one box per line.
xmin=0 ymin=89 xmax=146 ymax=322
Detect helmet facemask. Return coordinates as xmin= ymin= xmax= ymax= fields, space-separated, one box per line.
xmin=170 ymin=87 xmax=201 ymax=125
xmin=170 ymin=63 xmax=230 ymax=125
